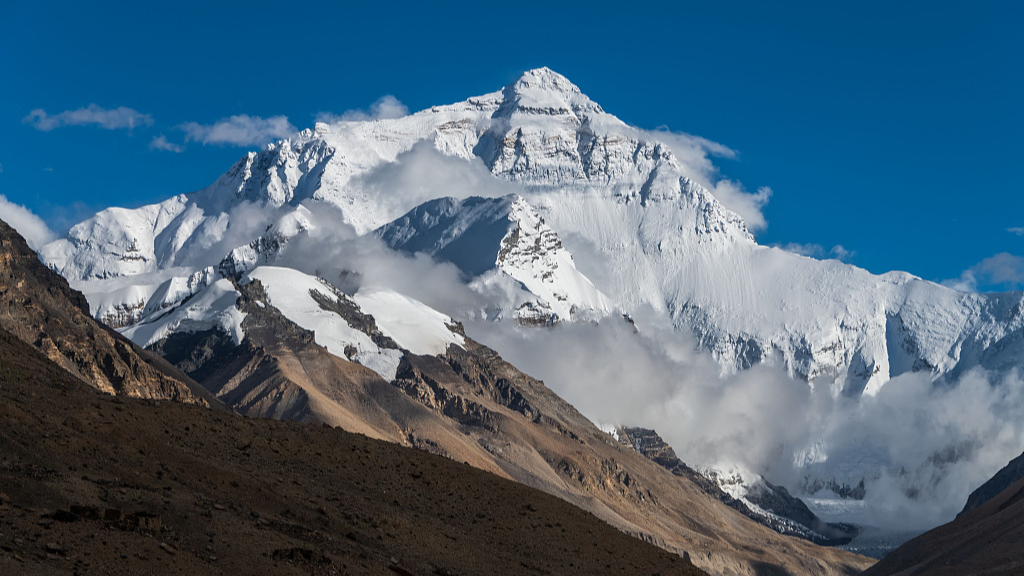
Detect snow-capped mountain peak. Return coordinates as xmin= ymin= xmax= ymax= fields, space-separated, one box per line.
xmin=39 ymin=67 xmax=1024 ymax=403
xmin=497 ymin=67 xmax=604 ymax=119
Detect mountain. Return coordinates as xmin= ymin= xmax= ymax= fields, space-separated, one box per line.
xmin=33 ymin=67 xmax=1024 ymax=548
xmin=0 ymin=322 xmax=708 ymax=576
xmin=0 ymin=218 xmax=210 ymax=404
xmin=863 ymin=450 xmax=1024 ymax=575
xmin=0 ymin=214 xmax=872 ymax=573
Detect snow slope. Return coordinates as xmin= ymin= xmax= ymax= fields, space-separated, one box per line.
xmin=245 ymin=267 xmax=404 ymax=380
xmin=121 ymin=277 xmax=246 ymax=348
xmin=117 ymin=264 xmax=466 ymax=381
xmin=352 ymin=287 xmax=465 ymax=356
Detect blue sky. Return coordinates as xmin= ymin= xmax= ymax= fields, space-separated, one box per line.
xmin=1 ymin=1 xmax=1021 ymax=291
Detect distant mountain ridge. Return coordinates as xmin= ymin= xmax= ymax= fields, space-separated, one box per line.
xmin=960 ymin=451 xmax=1024 ymax=516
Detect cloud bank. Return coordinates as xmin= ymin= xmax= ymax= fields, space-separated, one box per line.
xmin=24 ymin=104 xmax=153 ymax=131
xmin=350 ymin=140 xmax=519 ymax=214
xmin=0 ymin=195 xmax=56 ymax=249
xmin=464 ymin=314 xmax=1024 ymax=532
xmin=179 ymin=115 xmax=296 ymax=147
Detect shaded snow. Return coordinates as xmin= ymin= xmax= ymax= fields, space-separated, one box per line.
xmin=121 ymin=278 xmax=246 ymax=348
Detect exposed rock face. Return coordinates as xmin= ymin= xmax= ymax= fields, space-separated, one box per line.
xmin=0 ymin=219 xmax=207 ymax=404
xmin=393 ymin=342 xmax=872 ymax=574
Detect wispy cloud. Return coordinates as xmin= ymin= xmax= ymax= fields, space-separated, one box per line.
xmin=316 ymin=95 xmax=409 ymax=124
xmin=1007 ymin=227 xmax=1024 ymax=236
xmin=712 ymin=181 xmax=772 ymax=232
xmin=0 ymin=163 xmax=4 ymax=173
xmin=179 ymin=114 xmax=296 ymax=147
xmin=943 ymin=252 xmax=1024 ymax=292
xmin=149 ymin=135 xmax=183 ymax=153
xmin=775 ymin=242 xmax=854 ymax=261
xmin=647 ymin=127 xmax=772 ymax=232
xmin=0 ymin=195 xmax=56 ymax=250
xmin=24 ymin=104 xmax=153 ymax=131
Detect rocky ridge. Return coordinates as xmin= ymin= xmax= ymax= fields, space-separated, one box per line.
xmin=0 ymin=219 xmax=208 ymax=404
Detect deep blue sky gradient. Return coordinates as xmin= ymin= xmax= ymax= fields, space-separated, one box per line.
xmin=1 ymin=1 xmax=1021 ymax=290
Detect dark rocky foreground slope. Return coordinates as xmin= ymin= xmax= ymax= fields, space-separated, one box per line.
xmin=863 ymin=451 xmax=1024 ymax=576
xmin=0 ymin=219 xmax=209 ymax=404
xmin=0 ymin=326 xmax=707 ymax=576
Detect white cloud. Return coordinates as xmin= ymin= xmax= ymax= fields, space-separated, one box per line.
xmin=1007 ymin=227 xmax=1024 ymax=236
xmin=316 ymin=95 xmax=409 ymax=124
xmin=775 ymin=242 xmax=854 ymax=261
xmin=149 ymin=135 xmax=183 ymax=153
xmin=647 ymin=127 xmax=772 ymax=232
xmin=23 ymin=104 xmax=153 ymax=131
xmin=712 ymin=181 xmax=772 ymax=231
xmin=831 ymin=245 xmax=853 ymax=261
xmin=942 ymin=253 xmax=1024 ymax=292
xmin=179 ymin=114 xmax=296 ymax=147
xmin=466 ymin=313 xmax=1024 ymax=532
xmin=0 ymin=195 xmax=56 ymax=250
xmin=350 ymin=140 xmax=518 ymax=213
